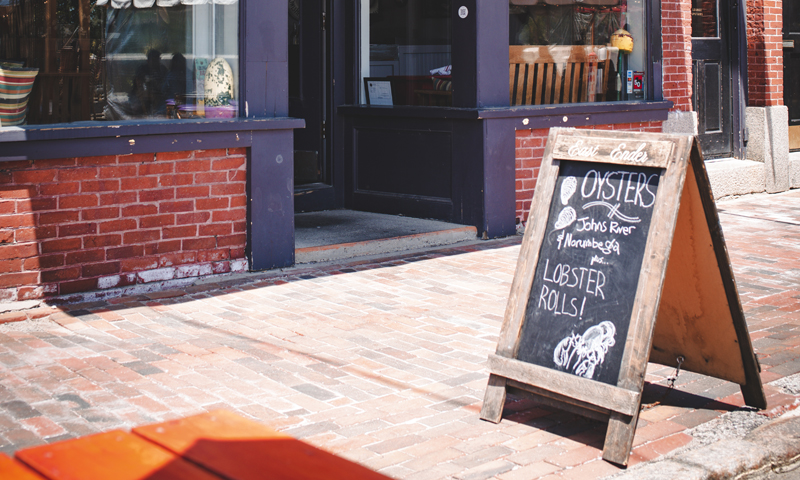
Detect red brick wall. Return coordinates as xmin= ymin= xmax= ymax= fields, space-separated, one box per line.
xmin=662 ymin=0 xmax=693 ymax=111
xmin=515 ymin=122 xmax=664 ymax=223
xmin=747 ymin=0 xmax=783 ymax=106
xmin=0 ymin=148 xmax=248 ymax=302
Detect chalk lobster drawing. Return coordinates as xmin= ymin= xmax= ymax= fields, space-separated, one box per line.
xmin=553 ymin=321 xmax=616 ymax=379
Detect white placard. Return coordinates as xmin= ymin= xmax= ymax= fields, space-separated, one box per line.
xmin=366 ymin=80 xmax=393 ymax=106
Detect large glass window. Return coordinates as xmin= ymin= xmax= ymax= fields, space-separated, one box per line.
xmin=0 ymin=0 xmax=238 ymax=127
xmin=362 ymin=0 xmax=452 ymax=106
xmin=509 ymin=0 xmax=646 ymax=105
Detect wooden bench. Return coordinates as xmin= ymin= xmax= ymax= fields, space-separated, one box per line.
xmin=510 ymin=45 xmax=616 ymax=106
xmin=3 ymin=410 xmax=392 ymax=480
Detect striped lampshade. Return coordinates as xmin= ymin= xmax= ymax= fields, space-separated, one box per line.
xmin=96 ymin=0 xmax=237 ymax=7
xmin=0 ymin=67 xmax=38 ymax=127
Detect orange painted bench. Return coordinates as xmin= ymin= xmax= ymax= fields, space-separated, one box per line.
xmin=3 ymin=410 xmax=392 ymax=480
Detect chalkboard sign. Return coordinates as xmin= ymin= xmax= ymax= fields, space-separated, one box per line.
xmin=481 ymin=128 xmax=765 ymax=467
xmin=517 ymin=161 xmax=660 ymax=385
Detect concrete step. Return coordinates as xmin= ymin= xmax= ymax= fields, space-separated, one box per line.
xmin=705 ymin=158 xmax=765 ymax=199
xmin=294 ymin=210 xmax=479 ymax=264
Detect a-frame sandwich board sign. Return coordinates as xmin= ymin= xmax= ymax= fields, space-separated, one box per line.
xmin=480 ymin=128 xmax=765 ymax=466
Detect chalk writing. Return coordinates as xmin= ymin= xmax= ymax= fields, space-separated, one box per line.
xmin=517 ymin=160 xmax=661 ymax=385
xmin=567 ymin=141 xmax=599 ymax=159
xmin=580 ymin=170 xmax=658 ymax=208
xmin=542 ymin=259 xmax=606 ymax=298
xmin=610 ymin=143 xmax=649 ymax=163
xmin=557 ymin=232 xmax=620 ymax=256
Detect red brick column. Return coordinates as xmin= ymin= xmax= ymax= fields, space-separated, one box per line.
xmin=0 ymin=148 xmax=248 ymax=302
xmin=747 ymin=0 xmax=783 ymax=106
xmin=662 ymin=0 xmax=693 ymax=111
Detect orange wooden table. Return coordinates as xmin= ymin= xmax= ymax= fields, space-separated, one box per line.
xmin=2 ymin=410 xmax=392 ymax=480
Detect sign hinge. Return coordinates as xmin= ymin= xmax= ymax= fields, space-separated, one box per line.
xmin=322 ymin=120 xmax=327 ymax=139
xmin=322 ymin=11 xmax=326 ymax=30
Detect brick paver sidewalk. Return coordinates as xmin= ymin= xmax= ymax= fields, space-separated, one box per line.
xmin=1 ymin=190 xmax=800 ymax=480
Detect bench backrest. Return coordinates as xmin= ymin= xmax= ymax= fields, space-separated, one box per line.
xmin=510 ymin=45 xmax=614 ymax=106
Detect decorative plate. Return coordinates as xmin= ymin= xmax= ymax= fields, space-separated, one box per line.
xmin=205 ymin=57 xmax=234 ymax=107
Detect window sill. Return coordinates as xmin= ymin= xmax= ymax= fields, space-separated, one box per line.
xmin=0 ymin=117 xmax=305 ymax=162
xmin=338 ymin=100 xmax=673 ymax=128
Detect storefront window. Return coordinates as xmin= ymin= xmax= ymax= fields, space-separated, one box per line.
xmin=0 ymin=0 xmax=238 ymax=127
xmin=362 ymin=0 xmax=452 ymax=106
xmin=509 ymin=0 xmax=646 ymax=105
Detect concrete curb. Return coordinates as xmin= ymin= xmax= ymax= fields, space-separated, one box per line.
xmin=608 ymin=410 xmax=800 ymax=479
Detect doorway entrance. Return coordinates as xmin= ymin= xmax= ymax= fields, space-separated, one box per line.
xmin=691 ymin=0 xmax=738 ymax=158
xmin=785 ymin=1 xmax=800 ymax=151
xmin=290 ymin=0 xmax=336 ymax=212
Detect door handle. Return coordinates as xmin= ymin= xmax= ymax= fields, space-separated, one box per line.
xmin=784 ymin=40 xmax=795 ymax=49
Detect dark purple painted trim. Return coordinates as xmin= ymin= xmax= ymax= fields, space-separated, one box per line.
xmin=249 ymin=130 xmax=295 ymax=271
xmin=338 ymin=101 xmax=673 ymax=127
xmin=0 ymin=118 xmax=305 ymax=161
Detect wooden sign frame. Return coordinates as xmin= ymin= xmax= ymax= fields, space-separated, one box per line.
xmin=481 ymin=128 xmax=765 ymax=466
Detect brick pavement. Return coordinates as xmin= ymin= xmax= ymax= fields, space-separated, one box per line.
xmin=0 ymin=190 xmax=799 ymax=479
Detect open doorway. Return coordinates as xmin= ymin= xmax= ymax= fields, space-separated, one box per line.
xmin=290 ymin=0 xmax=336 ymax=212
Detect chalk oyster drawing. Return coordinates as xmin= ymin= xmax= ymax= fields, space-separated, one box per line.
xmin=553 ymin=321 xmax=617 ymax=379
xmin=561 ymin=176 xmax=577 ymax=205
xmin=553 ymin=176 xmax=578 ymax=230
xmin=553 ymin=207 xmax=576 ymax=230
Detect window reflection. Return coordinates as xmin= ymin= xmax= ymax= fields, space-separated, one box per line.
xmin=364 ymin=0 xmax=452 ymax=106
xmin=0 ymin=0 xmax=239 ymax=127
xmin=509 ymin=0 xmax=646 ymax=105
xmin=691 ymin=0 xmax=717 ymax=38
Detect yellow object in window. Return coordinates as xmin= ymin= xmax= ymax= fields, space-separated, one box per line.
xmin=610 ymin=29 xmax=634 ymax=54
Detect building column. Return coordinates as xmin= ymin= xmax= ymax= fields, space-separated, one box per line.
xmin=746 ymin=0 xmax=789 ymax=193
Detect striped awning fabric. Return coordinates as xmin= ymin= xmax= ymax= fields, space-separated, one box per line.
xmin=96 ymin=0 xmax=237 ymax=7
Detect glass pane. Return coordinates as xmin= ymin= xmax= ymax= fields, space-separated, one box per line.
xmin=0 ymin=0 xmax=239 ymax=126
xmin=790 ymin=2 xmax=800 ymax=35
xmin=509 ymin=0 xmax=647 ymax=104
xmin=362 ymin=0 xmax=452 ymax=106
xmin=691 ymin=0 xmax=717 ymax=38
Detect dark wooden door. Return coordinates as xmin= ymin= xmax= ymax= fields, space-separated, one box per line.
xmin=784 ymin=1 xmax=800 ymax=150
xmin=691 ymin=0 xmax=733 ymax=158
xmin=290 ymin=0 xmax=335 ymax=211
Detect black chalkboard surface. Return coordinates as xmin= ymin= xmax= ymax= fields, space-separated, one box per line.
xmin=516 ymin=161 xmax=661 ymax=385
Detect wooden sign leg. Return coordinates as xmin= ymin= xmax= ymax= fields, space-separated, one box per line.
xmin=480 ymin=374 xmax=507 ymax=423
xmin=602 ymin=410 xmax=640 ymax=466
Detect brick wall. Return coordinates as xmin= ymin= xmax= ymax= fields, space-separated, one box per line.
xmin=662 ymin=0 xmax=693 ymax=111
xmin=747 ymin=0 xmax=783 ymax=106
xmin=515 ymin=122 xmax=664 ymax=223
xmin=0 ymin=148 xmax=248 ymax=302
